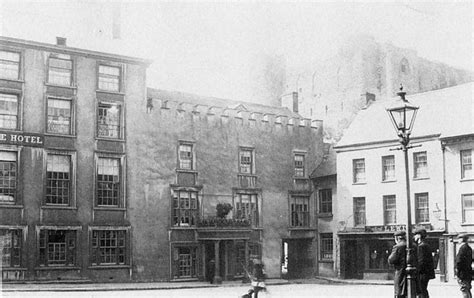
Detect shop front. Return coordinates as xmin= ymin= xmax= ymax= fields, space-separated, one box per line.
xmin=339 ymin=225 xmax=444 ymax=280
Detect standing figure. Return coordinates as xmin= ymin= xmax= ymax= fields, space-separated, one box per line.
xmin=414 ymin=228 xmax=435 ymax=298
xmin=207 ymin=259 xmax=215 ymax=284
xmin=456 ymin=233 xmax=473 ymax=298
xmin=388 ymin=230 xmax=407 ymax=298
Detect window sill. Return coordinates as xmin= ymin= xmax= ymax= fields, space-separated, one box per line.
xmin=1 ymin=267 xmax=26 ymax=270
xmin=171 ymin=226 xmax=197 ymax=230
xmin=88 ymin=265 xmax=130 ymax=270
xmin=35 ymin=266 xmax=81 ymax=271
xmin=318 ymin=213 xmax=333 ymax=218
xmin=176 ymin=169 xmax=198 ymax=174
xmin=381 ymin=180 xmax=397 ymax=183
xmin=288 ymin=226 xmax=315 ymax=230
xmin=45 ymin=83 xmax=77 ymax=89
xmin=413 ymin=177 xmax=430 ymax=181
xmin=95 ymin=137 xmax=126 ymax=143
xmin=319 ymin=260 xmax=334 ymax=263
xmin=171 ymin=277 xmax=199 ymax=282
xmin=461 ymin=223 xmax=474 ymax=227
xmin=460 ymin=178 xmax=474 ymax=182
xmin=42 ymin=205 xmax=77 ymax=210
xmin=94 ymin=207 xmax=126 ymax=211
xmin=44 ymin=133 xmax=76 ymax=138
xmin=0 ymin=204 xmax=23 ymax=209
xmin=0 ymin=78 xmax=24 ymax=83
xmin=352 ymin=182 xmax=367 ymax=185
xmin=96 ymin=89 xmax=125 ymax=96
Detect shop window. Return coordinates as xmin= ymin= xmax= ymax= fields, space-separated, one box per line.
xmin=414 ymin=151 xmax=428 ymax=178
xmin=48 ymin=55 xmax=73 ymax=86
xmin=415 ymin=193 xmax=429 ymax=223
xmin=461 ymin=150 xmax=472 ymax=179
xmin=462 ymin=194 xmax=474 ymax=223
xmin=383 ymin=195 xmax=397 ymax=225
xmin=382 ymin=155 xmax=395 ymax=181
xmin=0 ymin=50 xmax=20 ymax=80
xmin=353 ymin=197 xmax=366 ymax=226
xmin=235 ymin=193 xmax=259 ymax=226
xmin=320 ymin=233 xmax=333 ymax=261
xmin=178 ymin=143 xmax=194 ymax=170
xmin=235 ymin=241 xmax=246 ymax=276
xmin=0 ymin=93 xmax=18 ymax=130
xmin=368 ymin=240 xmax=391 ymax=270
xmin=353 ymin=158 xmax=366 ymax=183
xmin=239 ymin=148 xmax=254 ymax=174
xmin=172 ymin=190 xmax=198 ymax=227
xmin=172 ymin=246 xmax=197 ymax=279
xmin=290 ymin=196 xmax=309 ymax=227
xmin=0 ymin=229 xmax=21 ymax=267
xmin=97 ymin=102 xmax=122 ymax=139
xmin=319 ymin=189 xmax=332 ymax=214
xmin=39 ymin=229 xmax=76 ymax=266
xmin=98 ymin=65 xmax=121 ymax=92
xmin=97 ymin=157 xmax=121 ymax=207
xmin=294 ymin=154 xmax=305 ymax=177
xmin=46 ymin=154 xmax=71 ymax=205
xmin=47 ymin=98 xmax=72 ymax=135
xmin=91 ymin=230 xmax=126 ymax=266
xmin=0 ymin=151 xmax=17 ymax=204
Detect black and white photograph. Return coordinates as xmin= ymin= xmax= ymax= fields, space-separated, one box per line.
xmin=0 ymin=1 xmax=472 ymax=297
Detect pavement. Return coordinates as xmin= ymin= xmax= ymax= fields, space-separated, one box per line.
xmin=0 ymin=276 xmax=459 ymax=292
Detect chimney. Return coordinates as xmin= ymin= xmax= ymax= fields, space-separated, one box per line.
xmin=56 ymin=37 xmax=67 ymax=46
xmin=292 ymin=92 xmax=299 ymax=113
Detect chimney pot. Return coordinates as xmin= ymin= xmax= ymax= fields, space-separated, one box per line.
xmin=56 ymin=37 xmax=67 ymax=46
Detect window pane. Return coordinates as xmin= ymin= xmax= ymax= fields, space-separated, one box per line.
xmin=354 ymin=197 xmax=366 ymax=226
xmin=0 ymin=151 xmax=16 ymax=204
xmin=179 ymin=144 xmax=193 ymax=170
xmin=98 ymin=65 xmax=120 ymax=91
xmin=294 ymin=154 xmax=305 ymax=177
xmin=383 ymin=195 xmax=397 ymax=224
xmin=48 ymin=57 xmax=72 ymax=85
xmin=46 ymin=154 xmax=71 ymax=205
xmin=382 ymin=155 xmax=395 ymax=181
xmin=47 ymin=98 xmax=71 ymax=134
xmin=461 ymin=150 xmax=473 ymax=179
xmin=91 ymin=230 xmax=126 ymax=265
xmin=463 ymin=194 xmax=474 ymax=223
xmin=0 ymin=94 xmax=18 ymax=129
xmin=291 ymin=196 xmax=309 ymax=227
xmin=239 ymin=150 xmax=252 ymax=174
xmin=320 ymin=234 xmax=333 ymax=260
xmin=414 ymin=152 xmax=428 ymax=178
xmin=319 ymin=189 xmax=332 ymax=214
xmin=353 ymin=159 xmax=365 ymax=183
xmin=0 ymin=51 xmax=20 ymax=80
xmin=98 ymin=103 xmax=121 ymax=138
xmin=415 ymin=193 xmax=429 ymax=223
xmin=97 ymin=158 xmax=120 ymax=206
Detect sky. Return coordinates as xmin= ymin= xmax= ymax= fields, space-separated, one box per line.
xmin=0 ymin=0 xmax=472 ymax=101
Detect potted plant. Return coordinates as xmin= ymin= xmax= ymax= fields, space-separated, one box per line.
xmin=216 ymin=202 xmax=233 ymax=219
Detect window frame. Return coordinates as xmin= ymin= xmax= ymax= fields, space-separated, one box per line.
xmin=46 ymin=96 xmax=74 ymax=135
xmin=294 ymin=153 xmax=305 ymax=177
xmin=289 ymin=195 xmax=310 ymax=227
xmin=462 ymin=194 xmax=474 ymax=224
xmin=461 ymin=149 xmax=473 ymax=179
xmin=0 ymin=149 xmax=20 ymax=205
xmin=415 ymin=192 xmax=430 ymax=224
xmin=89 ymin=227 xmax=129 ymax=267
xmin=383 ymin=195 xmax=397 ymax=225
xmin=413 ymin=151 xmax=429 ymax=179
xmin=97 ymin=63 xmax=123 ymax=93
xmin=47 ymin=54 xmax=74 ymax=86
xmin=0 ymin=227 xmax=23 ymax=268
xmin=0 ymin=50 xmax=21 ymax=81
xmin=171 ymin=244 xmax=198 ymax=279
xmin=37 ymin=227 xmax=79 ymax=267
xmin=0 ymin=92 xmax=20 ymax=130
xmin=172 ymin=188 xmax=199 ymax=227
xmin=239 ymin=147 xmax=255 ymax=175
xmin=352 ymin=158 xmax=366 ymax=183
xmin=235 ymin=193 xmax=259 ymax=227
xmin=178 ymin=142 xmax=195 ymax=171
xmin=96 ymin=101 xmax=123 ymax=140
xmin=95 ymin=154 xmax=125 ymax=209
xmin=44 ymin=151 xmax=76 ymax=207
xmin=319 ymin=189 xmax=332 ymax=214
xmin=382 ymin=155 xmax=396 ymax=182
xmin=320 ymin=233 xmax=333 ymax=261
xmin=353 ymin=197 xmax=366 ymax=227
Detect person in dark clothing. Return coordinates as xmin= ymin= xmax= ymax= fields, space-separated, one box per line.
xmin=207 ymin=259 xmax=215 ymax=284
xmin=414 ymin=228 xmax=435 ymax=298
xmin=388 ymin=230 xmax=407 ymax=298
xmin=456 ymin=233 xmax=473 ymax=298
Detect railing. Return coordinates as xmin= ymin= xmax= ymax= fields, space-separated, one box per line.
xmin=197 ymin=217 xmax=251 ymax=228
xmin=238 ymin=174 xmax=257 ymax=188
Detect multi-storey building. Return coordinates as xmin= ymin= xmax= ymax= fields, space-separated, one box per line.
xmin=333 ymin=82 xmax=473 ymax=282
xmin=0 ymin=36 xmax=150 ymax=281
xmin=126 ymin=89 xmax=323 ymax=281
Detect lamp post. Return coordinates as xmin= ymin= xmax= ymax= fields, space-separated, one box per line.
xmin=386 ymin=85 xmax=419 ymax=298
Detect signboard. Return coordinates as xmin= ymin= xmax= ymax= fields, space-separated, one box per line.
xmin=0 ymin=131 xmax=44 ymax=147
xmin=365 ymin=223 xmax=432 ymax=233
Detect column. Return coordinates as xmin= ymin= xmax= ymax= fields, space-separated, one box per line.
xmin=213 ymin=240 xmax=222 ymax=284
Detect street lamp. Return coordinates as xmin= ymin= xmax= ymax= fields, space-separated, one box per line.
xmin=386 ymin=85 xmax=419 ymax=298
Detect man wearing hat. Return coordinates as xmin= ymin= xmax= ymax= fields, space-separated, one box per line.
xmin=456 ymin=233 xmax=472 ymax=298
xmin=388 ymin=230 xmax=408 ymax=298
xmin=414 ymin=228 xmax=435 ymax=298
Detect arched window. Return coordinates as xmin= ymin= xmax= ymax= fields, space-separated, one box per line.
xmin=400 ymin=58 xmax=410 ymax=74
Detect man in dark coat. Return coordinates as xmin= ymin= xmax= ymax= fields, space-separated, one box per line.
xmin=388 ymin=230 xmax=407 ymax=298
xmin=414 ymin=228 xmax=435 ymax=298
xmin=456 ymin=233 xmax=473 ymax=298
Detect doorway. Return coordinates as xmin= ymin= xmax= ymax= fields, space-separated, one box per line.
xmin=281 ymin=238 xmax=314 ymax=279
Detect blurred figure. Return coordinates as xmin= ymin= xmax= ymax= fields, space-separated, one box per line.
xmin=456 ymin=234 xmax=472 ymax=298
xmin=414 ymin=228 xmax=435 ymax=298
xmin=388 ymin=230 xmax=407 ymax=298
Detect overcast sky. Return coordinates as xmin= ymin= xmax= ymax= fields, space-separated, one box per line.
xmin=0 ymin=0 xmax=472 ymax=101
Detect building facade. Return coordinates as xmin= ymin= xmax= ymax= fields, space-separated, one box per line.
xmin=126 ymin=89 xmax=324 ymax=281
xmin=0 ymin=36 xmax=149 ymax=281
xmin=334 ymin=82 xmax=473 ymax=281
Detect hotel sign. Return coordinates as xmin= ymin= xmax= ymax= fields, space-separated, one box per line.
xmin=0 ymin=131 xmax=44 ymax=147
xmin=365 ymin=224 xmax=432 ymax=233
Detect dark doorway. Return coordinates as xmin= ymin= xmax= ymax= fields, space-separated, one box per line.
xmin=341 ymin=239 xmax=363 ymax=279
xmin=282 ymin=238 xmax=314 ymax=279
